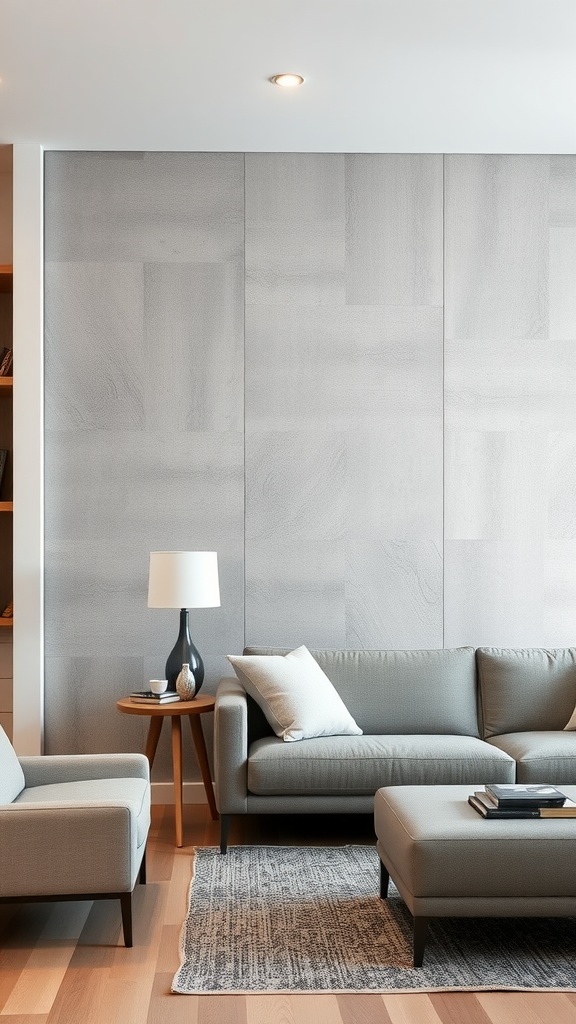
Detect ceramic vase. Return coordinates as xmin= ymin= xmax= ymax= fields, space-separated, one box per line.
xmin=176 ymin=661 xmax=196 ymax=701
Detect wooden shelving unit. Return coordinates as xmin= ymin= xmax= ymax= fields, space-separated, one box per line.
xmin=0 ymin=263 xmax=12 ymax=641
xmin=0 ymin=266 xmax=12 ymax=294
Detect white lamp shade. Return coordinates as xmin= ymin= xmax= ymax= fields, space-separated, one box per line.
xmin=147 ymin=551 xmax=220 ymax=609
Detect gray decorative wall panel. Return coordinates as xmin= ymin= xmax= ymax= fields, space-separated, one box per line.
xmin=245 ymin=153 xmax=345 ymax=307
xmin=44 ymin=153 xmax=245 ymax=778
xmin=444 ymin=155 xmax=576 ymax=648
xmin=444 ymin=155 xmax=549 ymax=341
xmin=43 ymin=151 xmax=576 ymax=775
xmin=345 ymin=154 xmax=443 ymax=307
xmin=245 ymin=154 xmax=444 ymax=650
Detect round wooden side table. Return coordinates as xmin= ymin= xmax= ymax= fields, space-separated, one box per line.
xmin=116 ymin=694 xmax=218 ymax=848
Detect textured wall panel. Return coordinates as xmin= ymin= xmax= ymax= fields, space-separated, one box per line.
xmin=445 ymin=155 xmax=576 ymax=648
xmin=44 ymin=152 xmax=244 ymax=264
xmin=245 ymin=153 xmax=345 ymax=307
xmin=445 ymin=155 xmax=549 ymax=341
xmin=44 ymin=153 xmax=244 ymax=780
xmin=345 ymin=154 xmax=443 ymax=306
xmin=346 ymin=539 xmax=443 ymax=649
xmin=245 ymin=154 xmax=443 ymax=650
xmin=43 ymin=150 xmax=576 ymax=772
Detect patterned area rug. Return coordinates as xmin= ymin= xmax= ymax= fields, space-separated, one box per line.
xmin=172 ymin=845 xmax=576 ymax=994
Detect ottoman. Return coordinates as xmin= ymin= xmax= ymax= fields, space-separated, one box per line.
xmin=374 ymin=784 xmax=576 ymax=967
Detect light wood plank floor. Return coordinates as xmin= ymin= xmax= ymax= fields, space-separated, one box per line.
xmin=1 ymin=804 xmax=575 ymax=1024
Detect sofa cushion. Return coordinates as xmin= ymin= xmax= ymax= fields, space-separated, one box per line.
xmin=228 ymin=646 xmax=362 ymax=742
xmin=247 ymin=734 xmax=515 ymax=795
xmin=15 ymin=777 xmax=150 ymax=847
xmin=0 ymin=725 xmax=25 ymax=804
xmin=244 ymin=647 xmax=479 ymax=736
xmin=477 ymin=648 xmax=576 ymax=738
xmin=486 ymin=732 xmax=576 ymax=784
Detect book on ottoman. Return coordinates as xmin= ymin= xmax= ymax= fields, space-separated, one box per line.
xmin=469 ymin=790 xmax=576 ymax=818
xmin=484 ymin=784 xmax=566 ymax=808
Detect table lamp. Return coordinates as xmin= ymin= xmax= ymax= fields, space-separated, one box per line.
xmin=147 ymin=551 xmax=220 ymax=693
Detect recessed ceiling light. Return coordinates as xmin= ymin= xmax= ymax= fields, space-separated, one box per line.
xmin=270 ymin=74 xmax=305 ymax=88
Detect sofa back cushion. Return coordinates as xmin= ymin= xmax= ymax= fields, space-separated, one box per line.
xmin=244 ymin=647 xmax=479 ymax=736
xmin=477 ymin=647 xmax=576 ymax=737
xmin=0 ymin=725 xmax=25 ymax=803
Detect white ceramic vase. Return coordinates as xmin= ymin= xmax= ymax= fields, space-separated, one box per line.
xmin=176 ymin=662 xmax=196 ymax=701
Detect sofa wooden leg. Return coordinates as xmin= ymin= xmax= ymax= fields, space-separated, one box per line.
xmin=120 ymin=892 xmax=133 ymax=947
xmin=220 ymin=814 xmax=231 ymax=854
xmin=379 ymin=860 xmax=390 ymax=899
xmin=412 ymin=916 xmax=430 ymax=968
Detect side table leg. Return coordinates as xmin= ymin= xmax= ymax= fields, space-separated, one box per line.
xmin=171 ymin=715 xmax=184 ymax=848
xmin=145 ymin=716 xmax=164 ymax=768
xmin=189 ymin=715 xmax=219 ymax=821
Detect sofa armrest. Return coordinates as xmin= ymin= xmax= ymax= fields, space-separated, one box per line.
xmin=0 ymin=802 xmax=139 ymax=895
xmin=214 ymin=677 xmax=248 ymax=815
xmin=18 ymin=753 xmax=150 ymax=789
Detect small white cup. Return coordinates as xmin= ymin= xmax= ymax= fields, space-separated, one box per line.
xmin=150 ymin=678 xmax=168 ymax=695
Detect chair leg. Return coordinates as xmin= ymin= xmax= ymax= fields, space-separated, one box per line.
xmin=139 ymin=847 xmax=147 ymax=885
xmin=120 ymin=892 xmax=133 ymax=947
xmin=220 ymin=813 xmax=231 ymax=854
xmin=379 ymin=860 xmax=390 ymax=899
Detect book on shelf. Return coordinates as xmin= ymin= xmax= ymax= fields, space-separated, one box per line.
xmin=130 ymin=691 xmax=180 ymax=704
xmin=469 ymin=791 xmax=576 ymax=819
xmin=0 ymin=449 xmax=7 ymax=490
xmin=0 ymin=348 xmax=12 ymax=376
xmin=484 ymin=784 xmax=567 ymax=808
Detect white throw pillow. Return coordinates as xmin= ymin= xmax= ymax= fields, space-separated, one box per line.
xmin=564 ymin=706 xmax=576 ymax=730
xmin=227 ymin=645 xmax=363 ymax=742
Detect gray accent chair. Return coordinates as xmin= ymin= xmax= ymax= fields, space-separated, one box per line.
xmin=0 ymin=726 xmax=150 ymax=946
xmin=214 ymin=647 xmax=516 ymax=852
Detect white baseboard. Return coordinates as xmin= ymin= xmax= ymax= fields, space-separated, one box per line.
xmin=151 ymin=781 xmax=209 ymax=805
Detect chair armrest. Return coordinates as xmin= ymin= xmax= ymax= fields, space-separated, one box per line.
xmin=18 ymin=753 xmax=149 ymax=789
xmin=0 ymin=802 xmax=139 ymax=896
xmin=214 ymin=677 xmax=248 ymax=814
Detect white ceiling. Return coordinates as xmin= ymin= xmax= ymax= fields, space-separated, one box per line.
xmin=2 ymin=0 xmax=576 ymax=153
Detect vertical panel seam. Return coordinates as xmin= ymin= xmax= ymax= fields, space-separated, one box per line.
xmin=243 ymin=152 xmax=246 ymax=653
xmin=442 ymin=153 xmax=446 ymax=651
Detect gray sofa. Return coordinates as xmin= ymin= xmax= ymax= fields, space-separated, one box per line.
xmin=214 ymin=645 xmax=576 ymax=852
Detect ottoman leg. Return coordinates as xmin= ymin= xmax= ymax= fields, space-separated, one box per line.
xmin=413 ymin=916 xmax=430 ymax=968
xmin=379 ymin=860 xmax=390 ymax=899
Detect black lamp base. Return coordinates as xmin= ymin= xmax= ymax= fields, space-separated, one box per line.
xmin=165 ymin=608 xmax=204 ymax=693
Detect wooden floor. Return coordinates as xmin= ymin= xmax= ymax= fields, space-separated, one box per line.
xmin=1 ymin=804 xmax=576 ymax=1024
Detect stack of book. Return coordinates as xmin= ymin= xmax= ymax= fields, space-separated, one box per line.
xmin=469 ymin=784 xmax=576 ymax=818
xmin=130 ymin=690 xmax=180 ymax=705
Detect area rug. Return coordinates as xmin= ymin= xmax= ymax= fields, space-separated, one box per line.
xmin=172 ymin=845 xmax=576 ymax=994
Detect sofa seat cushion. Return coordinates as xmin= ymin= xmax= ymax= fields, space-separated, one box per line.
xmin=487 ymin=732 xmax=576 ymax=784
xmin=15 ymin=778 xmax=150 ymax=847
xmin=247 ymin=734 xmax=515 ymax=796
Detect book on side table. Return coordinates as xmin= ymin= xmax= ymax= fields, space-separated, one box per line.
xmin=469 ymin=789 xmax=576 ymax=819
xmin=130 ymin=691 xmax=180 ymax=704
